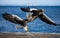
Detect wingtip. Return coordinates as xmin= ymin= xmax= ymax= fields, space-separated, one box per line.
xmin=20 ymin=8 xmax=30 ymax=12
xmin=57 ymin=24 xmax=60 ymax=26
xmin=54 ymin=24 xmax=60 ymax=26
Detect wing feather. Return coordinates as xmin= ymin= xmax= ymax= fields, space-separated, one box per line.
xmin=38 ymin=13 xmax=57 ymax=25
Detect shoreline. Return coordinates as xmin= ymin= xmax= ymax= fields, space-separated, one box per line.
xmin=0 ymin=32 xmax=60 ymax=38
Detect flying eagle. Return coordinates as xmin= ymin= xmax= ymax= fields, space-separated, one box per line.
xmin=2 ymin=8 xmax=60 ymax=32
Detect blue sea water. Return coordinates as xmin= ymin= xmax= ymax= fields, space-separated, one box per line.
xmin=0 ymin=6 xmax=60 ymax=33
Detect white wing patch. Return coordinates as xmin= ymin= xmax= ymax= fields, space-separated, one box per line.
xmin=30 ymin=8 xmax=37 ymax=11
xmin=12 ymin=14 xmax=23 ymax=20
xmin=43 ymin=13 xmax=55 ymax=23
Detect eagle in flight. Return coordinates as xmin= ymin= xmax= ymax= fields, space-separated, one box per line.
xmin=2 ymin=8 xmax=60 ymax=32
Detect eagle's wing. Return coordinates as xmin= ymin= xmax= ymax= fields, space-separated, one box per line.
xmin=38 ymin=13 xmax=59 ymax=25
xmin=2 ymin=13 xmax=25 ymax=26
xmin=20 ymin=8 xmax=37 ymax=13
